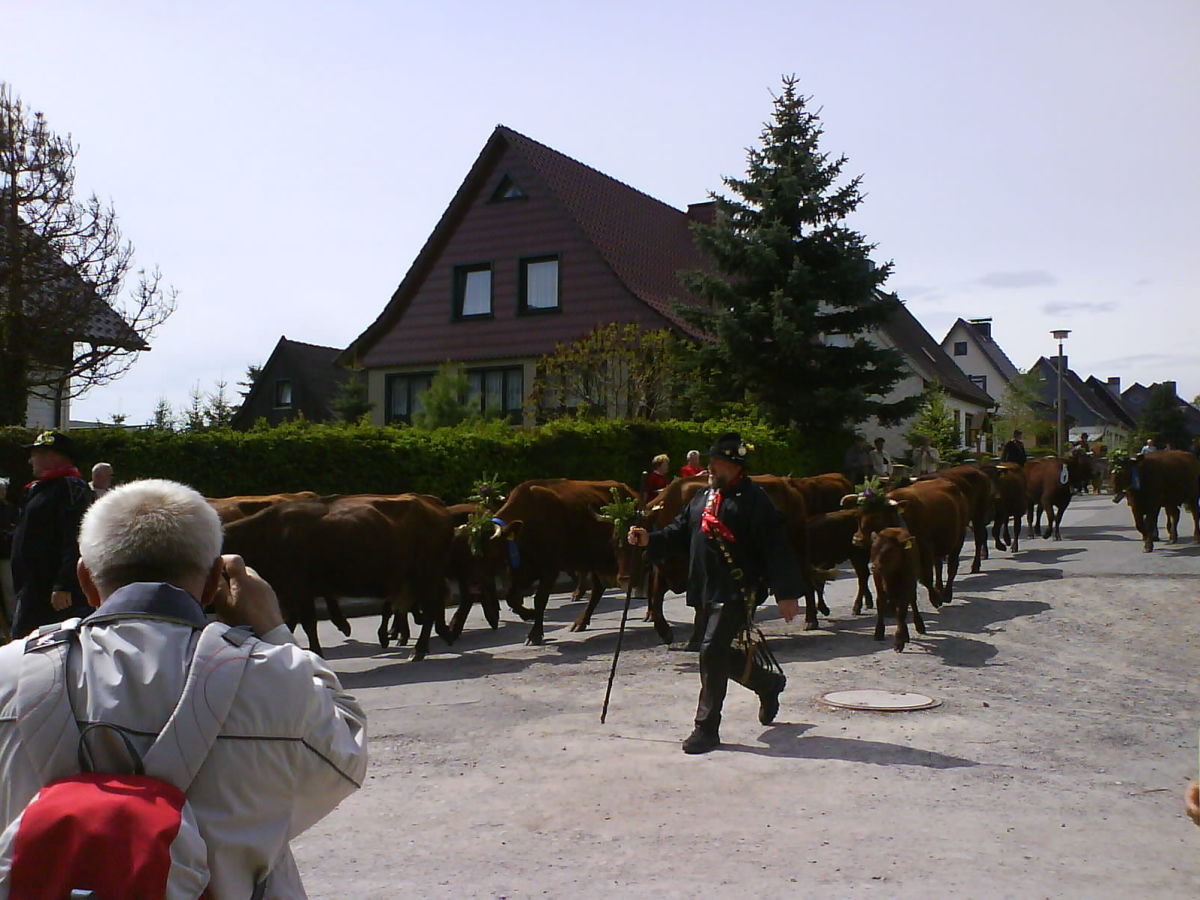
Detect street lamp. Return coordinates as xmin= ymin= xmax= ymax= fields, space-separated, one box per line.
xmin=1052 ymin=329 xmax=1071 ymax=456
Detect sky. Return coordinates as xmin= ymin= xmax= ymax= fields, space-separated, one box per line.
xmin=4 ymin=0 xmax=1198 ymax=423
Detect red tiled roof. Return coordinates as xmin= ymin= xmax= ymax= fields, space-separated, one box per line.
xmin=341 ymin=125 xmax=711 ymax=362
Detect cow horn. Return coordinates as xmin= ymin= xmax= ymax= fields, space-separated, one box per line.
xmin=840 ymin=493 xmax=858 ymax=509
xmin=488 ymin=520 xmax=504 ymax=540
xmin=886 ymin=498 xmax=900 ymax=507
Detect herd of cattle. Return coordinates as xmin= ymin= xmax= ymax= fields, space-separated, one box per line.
xmin=208 ymin=449 xmax=1200 ymax=659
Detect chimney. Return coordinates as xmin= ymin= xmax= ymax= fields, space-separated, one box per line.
xmin=968 ymin=317 xmax=992 ymax=338
xmin=1106 ymin=376 xmax=1121 ymax=397
xmin=1163 ymin=380 xmax=1177 ymax=398
xmin=686 ymin=201 xmax=716 ymax=224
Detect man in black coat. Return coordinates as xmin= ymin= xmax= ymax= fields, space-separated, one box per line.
xmin=628 ymin=433 xmax=805 ymax=754
xmin=1000 ymin=429 xmax=1028 ymax=466
xmin=10 ymin=431 xmax=92 ymax=638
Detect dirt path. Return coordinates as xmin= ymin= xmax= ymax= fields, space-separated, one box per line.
xmin=295 ymin=495 xmax=1200 ymax=898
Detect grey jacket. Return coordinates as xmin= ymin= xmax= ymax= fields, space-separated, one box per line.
xmin=0 ymin=582 xmax=368 ymax=898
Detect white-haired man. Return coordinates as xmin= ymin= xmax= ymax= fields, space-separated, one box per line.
xmin=0 ymin=479 xmax=368 ymax=897
xmin=89 ymin=461 xmax=114 ymax=498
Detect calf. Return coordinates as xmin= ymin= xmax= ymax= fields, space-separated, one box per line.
xmin=846 ymin=477 xmax=969 ymax=607
xmin=869 ymin=527 xmax=925 ymax=652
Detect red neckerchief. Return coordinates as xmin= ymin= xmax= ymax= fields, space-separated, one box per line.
xmin=700 ymin=472 xmax=743 ymax=543
xmin=25 ymin=464 xmax=83 ymax=491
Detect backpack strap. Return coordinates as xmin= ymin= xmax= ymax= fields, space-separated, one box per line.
xmin=142 ymin=623 xmax=256 ymax=791
xmin=14 ymin=619 xmax=85 ymax=785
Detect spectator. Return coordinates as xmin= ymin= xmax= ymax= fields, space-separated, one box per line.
xmin=842 ymin=435 xmax=872 ymax=486
xmin=869 ymin=437 xmax=892 ymax=479
xmin=679 ymin=450 xmax=706 ymax=479
xmin=10 ymin=431 xmax=92 ymax=639
xmin=0 ymin=478 xmax=15 ymax=627
xmin=642 ymin=453 xmax=671 ymax=502
xmin=89 ymin=461 xmax=114 ymax=499
xmin=913 ymin=435 xmax=941 ymax=475
xmin=1000 ymin=429 xmax=1027 ymax=466
xmin=0 ymin=479 xmax=368 ymax=897
xmin=1140 ymin=437 xmax=1157 ymax=455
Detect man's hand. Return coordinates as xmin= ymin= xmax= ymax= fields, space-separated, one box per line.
xmin=50 ymin=590 xmax=72 ymax=611
xmin=1186 ymin=780 xmax=1200 ymax=826
xmin=776 ymin=597 xmax=800 ymax=624
xmin=627 ymin=526 xmax=649 ymax=548
xmin=214 ymin=554 xmax=285 ymax=637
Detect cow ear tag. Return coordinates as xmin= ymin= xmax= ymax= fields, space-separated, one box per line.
xmin=903 ymin=539 xmax=914 ymax=550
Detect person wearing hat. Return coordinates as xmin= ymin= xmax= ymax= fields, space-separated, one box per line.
xmin=627 ymin=432 xmax=805 ymax=754
xmin=10 ymin=431 xmax=93 ymax=638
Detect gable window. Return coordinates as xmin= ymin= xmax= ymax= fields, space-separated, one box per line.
xmin=969 ymin=374 xmax=987 ymax=393
xmin=384 ymin=372 xmax=434 ymax=424
xmin=274 ymin=380 xmax=293 ymax=408
xmin=520 ymin=255 xmax=560 ymax=313
xmin=489 ymin=175 xmax=526 ymax=202
xmin=467 ymin=366 xmax=524 ymax=423
xmin=454 ymin=264 xmax=493 ymax=318
xmin=953 ymin=341 xmax=968 ymax=356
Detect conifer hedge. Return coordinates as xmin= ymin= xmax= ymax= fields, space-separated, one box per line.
xmin=1 ymin=420 xmax=835 ymax=503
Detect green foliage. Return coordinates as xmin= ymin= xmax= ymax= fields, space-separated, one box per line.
xmin=676 ymin=75 xmax=916 ymax=434
xmin=993 ymin=371 xmax=1052 ymax=446
xmin=1138 ymin=384 xmax=1191 ymax=449
xmin=330 ymin=367 xmax=373 ymax=423
xmin=412 ymin=362 xmax=477 ymax=429
xmin=529 ymin=323 xmax=684 ymax=420
xmin=598 ymin=486 xmax=639 ymax=547
xmin=150 ymin=397 xmax=175 ymax=431
xmin=903 ymin=388 xmax=959 ymax=457
xmin=0 ymin=419 xmax=825 ymax=503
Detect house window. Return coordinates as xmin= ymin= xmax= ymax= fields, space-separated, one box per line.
xmin=489 ymin=175 xmax=526 ymax=202
xmin=384 ymin=372 xmax=434 ymax=424
xmin=519 ymin=256 xmax=560 ymax=313
xmin=953 ymin=341 xmax=968 ymax=356
xmin=274 ymin=380 xmax=293 ymax=408
xmin=467 ymin=366 xmax=524 ymax=423
xmin=454 ymin=264 xmax=492 ymax=318
xmin=969 ymin=374 xmax=987 ymax=393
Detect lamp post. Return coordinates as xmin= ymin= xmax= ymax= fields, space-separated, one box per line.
xmin=1052 ymin=329 xmax=1071 ymax=456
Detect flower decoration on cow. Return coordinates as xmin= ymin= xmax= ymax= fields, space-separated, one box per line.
xmin=853 ymin=476 xmax=893 ymax=511
xmin=468 ymin=473 xmax=508 ymax=513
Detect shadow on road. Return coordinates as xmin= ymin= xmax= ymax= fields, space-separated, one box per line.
xmin=721 ymin=723 xmax=980 ymax=768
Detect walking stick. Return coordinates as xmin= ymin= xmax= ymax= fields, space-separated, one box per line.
xmin=600 ymin=583 xmax=634 ymax=724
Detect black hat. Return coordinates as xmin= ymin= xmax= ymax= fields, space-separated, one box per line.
xmin=708 ymin=432 xmax=753 ymax=467
xmin=24 ymin=430 xmax=78 ymax=461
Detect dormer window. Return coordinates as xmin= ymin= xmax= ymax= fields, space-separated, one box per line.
xmin=454 ymin=263 xmax=493 ymax=318
xmin=274 ymin=380 xmax=293 ymax=408
xmin=489 ymin=175 xmax=526 ymax=202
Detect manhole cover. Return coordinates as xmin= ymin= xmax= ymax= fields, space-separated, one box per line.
xmin=820 ymin=690 xmax=940 ymax=711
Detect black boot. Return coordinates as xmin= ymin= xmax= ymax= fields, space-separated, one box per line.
xmin=758 ymin=675 xmax=786 ymax=726
xmin=682 ymin=727 xmax=720 ymax=754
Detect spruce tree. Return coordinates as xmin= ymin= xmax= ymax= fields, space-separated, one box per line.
xmin=679 ymin=76 xmax=917 ymax=434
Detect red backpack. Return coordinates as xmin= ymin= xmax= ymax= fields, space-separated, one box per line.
xmin=0 ymin=620 xmax=256 ymax=900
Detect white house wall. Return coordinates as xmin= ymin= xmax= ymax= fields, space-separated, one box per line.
xmin=941 ymin=321 xmax=1007 ymax=401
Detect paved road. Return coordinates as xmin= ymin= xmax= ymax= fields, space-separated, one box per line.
xmin=295 ymin=492 xmax=1200 ymax=899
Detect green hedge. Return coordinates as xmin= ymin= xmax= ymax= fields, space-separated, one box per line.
xmin=1 ymin=419 xmax=838 ymax=503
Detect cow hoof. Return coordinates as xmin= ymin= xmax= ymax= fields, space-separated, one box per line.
xmin=970 ymin=564 xmax=981 ymax=574
xmin=817 ymin=601 xmax=831 ymax=617
xmin=654 ymin=624 xmax=675 ymax=645
xmin=569 ymin=622 xmax=588 ymax=633
xmin=377 ymin=632 xmax=389 ymax=649
xmin=893 ymin=644 xmax=905 ymax=653
xmin=525 ymin=634 xmax=545 ymax=646
xmin=804 ymin=620 xmax=819 ymax=631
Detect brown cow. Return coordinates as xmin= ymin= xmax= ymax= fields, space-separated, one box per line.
xmin=788 ymin=473 xmax=854 ymax=516
xmin=1111 ymin=450 xmax=1200 ymax=552
xmin=207 ymin=492 xmax=319 ymax=524
xmin=982 ymin=463 xmax=1026 ymax=553
xmin=869 ymin=527 xmax=925 ymax=652
xmin=1024 ymin=457 xmax=1071 ymax=540
xmin=222 ymin=493 xmax=453 ymax=659
xmin=805 ymin=509 xmax=872 ymax=615
xmin=458 ymin=479 xmax=648 ymax=646
xmin=846 ymin=477 xmax=969 ymax=607
xmin=916 ymin=465 xmax=992 ymax=573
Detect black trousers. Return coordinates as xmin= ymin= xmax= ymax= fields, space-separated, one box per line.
xmin=694 ymin=597 xmax=784 ymax=734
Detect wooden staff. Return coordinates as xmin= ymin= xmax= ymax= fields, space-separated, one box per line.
xmin=599 ymin=583 xmax=634 ymax=724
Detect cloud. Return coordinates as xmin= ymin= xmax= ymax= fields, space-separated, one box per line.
xmin=1092 ymin=351 xmax=1184 ymax=369
xmin=893 ymin=283 xmax=944 ymax=302
xmin=976 ymin=270 xmax=1057 ymax=289
xmin=1042 ymin=300 xmax=1117 ymax=316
